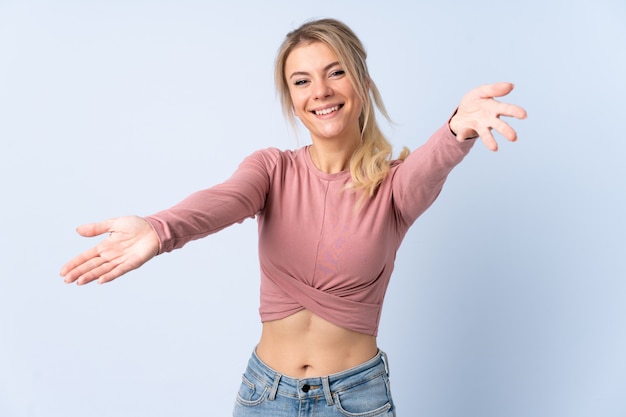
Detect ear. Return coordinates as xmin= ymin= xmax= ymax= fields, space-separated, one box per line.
xmin=292 ymin=106 xmax=300 ymax=118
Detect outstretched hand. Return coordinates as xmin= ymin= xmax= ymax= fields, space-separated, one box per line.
xmin=60 ymin=216 xmax=159 ymax=285
xmin=449 ymin=82 xmax=527 ymax=151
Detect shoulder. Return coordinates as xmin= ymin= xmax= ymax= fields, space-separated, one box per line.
xmin=247 ymin=146 xmax=303 ymax=161
xmin=239 ymin=146 xmax=307 ymax=175
xmin=246 ymin=147 xmax=282 ymax=163
xmin=248 ymin=146 xmax=307 ymax=165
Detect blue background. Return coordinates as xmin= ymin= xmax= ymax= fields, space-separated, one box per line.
xmin=1 ymin=1 xmax=625 ymax=416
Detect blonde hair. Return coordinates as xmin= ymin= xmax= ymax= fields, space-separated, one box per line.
xmin=275 ymin=18 xmax=409 ymax=200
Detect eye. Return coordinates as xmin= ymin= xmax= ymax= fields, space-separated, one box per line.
xmin=293 ymin=79 xmax=308 ymax=86
xmin=330 ymin=69 xmax=345 ymax=78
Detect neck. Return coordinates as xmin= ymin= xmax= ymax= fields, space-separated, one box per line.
xmin=308 ymin=136 xmax=360 ymax=174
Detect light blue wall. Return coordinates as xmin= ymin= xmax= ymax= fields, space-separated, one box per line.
xmin=1 ymin=1 xmax=624 ymax=416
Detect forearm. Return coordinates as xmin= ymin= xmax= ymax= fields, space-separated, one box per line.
xmin=145 ymin=186 xmax=260 ymax=254
xmin=145 ymin=150 xmax=276 ymax=254
xmin=393 ymin=122 xmax=476 ymax=225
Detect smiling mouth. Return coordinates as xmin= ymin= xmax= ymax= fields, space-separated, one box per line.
xmin=313 ymin=104 xmax=343 ymax=116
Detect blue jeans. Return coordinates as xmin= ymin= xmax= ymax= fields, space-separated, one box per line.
xmin=232 ymin=349 xmax=396 ymax=417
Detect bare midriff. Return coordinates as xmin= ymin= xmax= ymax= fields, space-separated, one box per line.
xmin=255 ymin=309 xmax=378 ymax=379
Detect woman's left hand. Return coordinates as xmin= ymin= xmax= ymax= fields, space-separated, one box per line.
xmin=449 ymin=82 xmax=527 ymax=151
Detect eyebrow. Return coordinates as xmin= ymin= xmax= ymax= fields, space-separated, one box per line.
xmin=288 ymin=61 xmax=341 ymax=80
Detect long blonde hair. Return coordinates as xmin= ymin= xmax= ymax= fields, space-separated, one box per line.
xmin=275 ymin=18 xmax=409 ymax=199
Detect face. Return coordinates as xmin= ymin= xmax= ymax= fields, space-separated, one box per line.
xmin=284 ymin=41 xmax=363 ymax=145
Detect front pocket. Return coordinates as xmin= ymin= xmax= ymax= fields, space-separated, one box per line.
xmin=334 ymin=374 xmax=393 ymax=417
xmin=235 ymin=374 xmax=269 ymax=407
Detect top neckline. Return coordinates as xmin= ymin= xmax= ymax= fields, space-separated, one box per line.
xmin=302 ymin=145 xmax=352 ymax=181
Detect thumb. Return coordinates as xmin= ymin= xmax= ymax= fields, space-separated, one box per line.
xmin=75 ymin=219 xmax=113 ymax=237
xmin=476 ymin=82 xmax=515 ymax=99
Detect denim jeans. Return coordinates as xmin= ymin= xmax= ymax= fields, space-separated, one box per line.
xmin=232 ymin=349 xmax=396 ymax=417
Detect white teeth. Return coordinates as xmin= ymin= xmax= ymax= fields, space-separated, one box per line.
xmin=314 ymin=105 xmax=339 ymax=115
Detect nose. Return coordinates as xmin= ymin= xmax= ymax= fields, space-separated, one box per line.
xmin=313 ymin=79 xmax=333 ymax=100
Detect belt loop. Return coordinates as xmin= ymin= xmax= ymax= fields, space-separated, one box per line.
xmin=321 ymin=376 xmax=334 ymax=406
xmin=268 ymin=373 xmax=281 ymax=401
xmin=380 ymin=350 xmax=390 ymax=377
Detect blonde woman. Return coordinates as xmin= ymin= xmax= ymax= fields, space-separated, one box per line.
xmin=61 ymin=18 xmax=526 ymax=417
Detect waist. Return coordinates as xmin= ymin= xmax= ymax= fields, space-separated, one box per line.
xmin=245 ymin=348 xmax=391 ymax=401
xmin=256 ymin=309 xmax=378 ymax=378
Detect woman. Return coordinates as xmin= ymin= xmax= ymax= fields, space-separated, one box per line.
xmin=60 ymin=18 xmax=526 ymax=417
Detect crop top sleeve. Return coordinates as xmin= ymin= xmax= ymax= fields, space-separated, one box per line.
xmin=391 ymin=123 xmax=476 ymax=228
xmin=145 ymin=148 xmax=280 ymax=254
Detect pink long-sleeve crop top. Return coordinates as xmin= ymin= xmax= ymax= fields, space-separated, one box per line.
xmin=144 ymin=123 xmax=475 ymax=336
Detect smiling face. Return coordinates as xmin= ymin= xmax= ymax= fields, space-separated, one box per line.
xmin=284 ymin=41 xmax=363 ymax=146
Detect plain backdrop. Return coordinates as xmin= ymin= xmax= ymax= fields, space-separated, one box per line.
xmin=1 ymin=0 xmax=625 ymax=416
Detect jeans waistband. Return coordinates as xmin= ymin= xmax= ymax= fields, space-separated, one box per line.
xmin=245 ymin=349 xmax=390 ymax=406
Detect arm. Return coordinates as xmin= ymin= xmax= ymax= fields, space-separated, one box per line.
xmin=145 ymin=148 xmax=278 ymax=254
xmin=393 ymin=82 xmax=526 ymax=225
xmin=60 ymin=148 xmax=279 ymax=285
xmin=392 ymin=123 xmax=475 ymax=226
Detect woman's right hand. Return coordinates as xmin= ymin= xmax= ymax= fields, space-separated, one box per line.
xmin=60 ymin=216 xmax=159 ymax=285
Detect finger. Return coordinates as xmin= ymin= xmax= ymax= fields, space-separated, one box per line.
xmin=76 ymin=260 xmax=118 ymax=285
xmin=65 ymin=267 xmax=101 ymax=285
xmin=469 ymin=82 xmax=514 ymax=100
xmin=478 ymin=128 xmax=498 ymax=152
xmin=75 ymin=220 xmax=114 ymax=238
xmin=63 ymin=254 xmax=109 ymax=283
xmin=491 ymin=118 xmax=518 ymax=142
xmin=98 ymin=262 xmax=136 ymax=284
xmin=60 ymin=246 xmax=101 ymax=278
xmin=494 ymin=102 xmax=527 ymax=120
